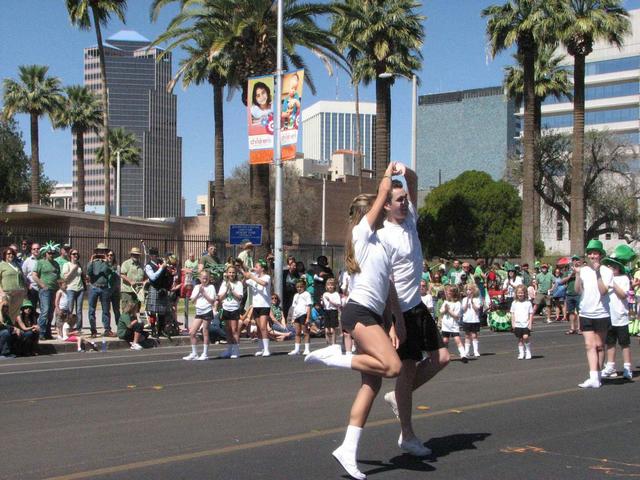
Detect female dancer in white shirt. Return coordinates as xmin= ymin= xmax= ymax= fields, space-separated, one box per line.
xmin=305 ymin=161 xmax=405 ymax=480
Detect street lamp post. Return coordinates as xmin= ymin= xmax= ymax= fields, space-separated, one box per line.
xmin=116 ymin=150 xmax=121 ymax=216
xmin=273 ymin=0 xmax=284 ymax=299
xmin=379 ymin=72 xmax=418 ymax=171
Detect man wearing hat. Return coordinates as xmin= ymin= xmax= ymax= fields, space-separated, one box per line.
xmin=120 ymin=247 xmax=145 ymax=309
xmin=144 ymin=247 xmax=173 ymax=338
xmin=534 ymin=264 xmax=553 ymax=323
xmin=86 ymin=242 xmax=116 ymax=337
xmin=32 ymin=243 xmax=61 ymax=340
xmin=560 ymin=255 xmax=583 ymax=334
xmin=575 ymin=239 xmax=614 ymax=388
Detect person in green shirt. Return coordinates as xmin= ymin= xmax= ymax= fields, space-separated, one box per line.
xmin=55 ymin=245 xmax=70 ymax=269
xmin=534 ymin=264 xmax=553 ymax=323
xmin=32 ymin=245 xmax=60 ymax=340
xmin=120 ymin=247 xmax=145 ymax=309
xmin=117 ymin=302 xmax=147 ymax=350
xmin=561 ymin=255 xmax=582 ymax=334
xmin=0 ymin=248 xmax=26 ymax=322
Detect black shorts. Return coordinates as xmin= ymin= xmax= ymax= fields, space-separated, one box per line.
xmin=566 ymin=296 xmax=579 ymax=314
xmin=398 ymin=303 xmax=445 ymax=361
xmin=462 ymin=322 xmax=481 ymax=333
xmin=195 ymin=311 xmax=214 ymax=321
xmin=252 ymin=307 xmax=270 ymax=318
xmin=324 ymin=309 xmax=339 ymax=328
xmin=606 ymin=325 xmax=631 ymax=347
xmin=340 ymin=301 xmax=382 ymax=332
xmin=221 ymin=309 xmax=240 ymax=321
xmin=294 ymin=314 xmax=308 ymax=325
xmin=513 ymin=327 xmax=531 ymax=338
xmin=441 ymin=331 xmax=460 ymax=338
xmin=579 ymin=316 xmax=610 ymax=333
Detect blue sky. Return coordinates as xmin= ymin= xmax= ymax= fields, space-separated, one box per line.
xmin=2 ymin=0 xmax=640 ymax=215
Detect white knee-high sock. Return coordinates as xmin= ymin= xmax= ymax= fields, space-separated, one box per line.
xmin=262 ymin=338 xmax=270 ymax=352
xmin=472 ymin=339 xmax=479 ymax=354
xmin=341 ymin=425 xmax=362 ymax=456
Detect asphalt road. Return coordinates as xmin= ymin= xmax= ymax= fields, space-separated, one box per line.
xmin=1 ymin=322 xmax=639 ymax=480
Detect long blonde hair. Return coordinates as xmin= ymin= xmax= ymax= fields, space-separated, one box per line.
xmin=345 ymin=194 xmax=376 ymax=274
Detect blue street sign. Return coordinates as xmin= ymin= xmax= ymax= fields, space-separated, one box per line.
xmin=229 ymin=224 xmax=263 ymax=245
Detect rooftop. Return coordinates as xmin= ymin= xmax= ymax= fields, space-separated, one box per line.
xmin=107 ymin=30 xmax=150 ymax=43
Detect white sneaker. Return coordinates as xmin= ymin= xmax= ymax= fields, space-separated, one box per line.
xmin=288 ymin=349 xmax=301 ymax=356
xmin=578 ymin=378 xmax=601 ymax=388
xmin=303 ymin=350 xmax=311 ymax=356
xmin=332 ymin=446 xmax=366 ymax=480
xmin=474 ymin=351 xmax=481 ymax=358
xmin=623 ymin=369 xmax=633 ymax=380
xmin=130 ymin=343 xmax=143 ymax=351
xmin=525 ymin=351 xmax=532 ymax=360
xmin=601 ymin=368 xmax=617 ymax=378
xmin=262 ymin=351 xmax=271 ymax=357
xmin=304 ymin=344 xmax=342 ymax=365
xmin=517 ymin=352 xmax=524 ymax=360
xmin=383 ymin=391 xmax=399 ymax=419
xmin=197 ymin=353 xmax=209 ymax=361
xmin=254 ymin=350 xmax=264 ymax=357
xmin=398 ymin=433 xmax=432 ymax=457
xmin=182 ymin=352 xmax=198 ymax=361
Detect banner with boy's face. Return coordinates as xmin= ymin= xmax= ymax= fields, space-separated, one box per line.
xmin=247 ymin=70 xmax=304 ymax=164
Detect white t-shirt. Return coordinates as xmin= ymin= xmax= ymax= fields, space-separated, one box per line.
xmin=378 ymin=202 xmax=423 ymax=312
xmin=246 ymin=274 xmax=271 ymax=308
xmin=578 ymin=266 xmax=613 ymax=319
xmin=503 ymin=277 xmax=523 ymax=298
xmin=440 ymin=300 xmax=461 ymax=333
xmin=510 ymin=300 xmax=533 ymax=328
xmin=421 ymin=294 xmax=433 ymax=311
xmin=218 ymin=280 xmax=244 ymax=312
xmin=348 ymin=216 xmax=392 ymax=316
xmin=190 ymin=284 xmax=217 ymax=315
xmin=461 ymin=296 xmax=482 ymax=323
xmin=609 ymin=275 xmax=630 ymax=326
xmin=322 ymin=291 xmax=341 ymax=311
xmin=291 ymin=291 xmax=313 ymax=318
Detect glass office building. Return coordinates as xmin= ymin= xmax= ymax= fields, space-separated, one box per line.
xmin=78 ymin=30 xmax=182 ymax=218
xmin=302 ymin=101 xmax=376 ymax=171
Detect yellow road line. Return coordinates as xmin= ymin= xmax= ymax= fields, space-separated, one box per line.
xmin=45 ymin=386 xmax=579 ymax=480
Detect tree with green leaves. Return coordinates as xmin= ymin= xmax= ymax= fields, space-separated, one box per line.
xmin=418 ymin=171 xmax=522 ymax=261
xmin=65 ymin=0 xmax=128 ymax=239
xmin=483 ymin=0 xmax=556 ymax=266
xmin=53 ymin=85 xmax=102 ymax=212
xmin=2 ymin=64 xmax=63 ymax=205
xmin=332 ymin=0 xmax=424 ymax=181
xmin=555 ymin=0 xmax=630 ymax=255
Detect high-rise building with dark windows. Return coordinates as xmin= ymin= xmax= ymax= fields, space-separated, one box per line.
xmin=77 ymin=30 xmax=182 ymax=218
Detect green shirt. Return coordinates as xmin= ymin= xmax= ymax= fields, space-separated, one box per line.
xmin=536 ymin=271 xmax=553 ymax=293
xmin=474 ymin=266 xmax=485 ymax=286
xmin=564 ymin=269 xmax=578 ymax=296
xmin=55 ymin=256 xmax=69 ymax=269
xmin=120 ymin=259 xmax=145 ymax=293
xmin=117 ymin=311 xmax=133 ymax=339
xmin=0 ymin=261 xmax=25 ymax=291
xmin=86 ymin=259 xmax=113 ymax=288
xmin=35 ymin=259 xmax=60 ymax=290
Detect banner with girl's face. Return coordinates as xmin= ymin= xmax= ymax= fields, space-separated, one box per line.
xmin=247 ymin=70 xmax=304 ymax=164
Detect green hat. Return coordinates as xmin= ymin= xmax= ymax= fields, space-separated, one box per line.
xmin=256 ymin=259 xmax=268 ymax=269
xmin=585 ymin=239 xmax=606 ymax=256
xmin=571 ymin=254 xmax=581 ymax=260
xmin=534 ymin=261 xmax=541 ymax=268
xmin=609 ymin=244 xmax=637 ymax=264
xmin=40 ymin=241 xmax=60 ymax=255
xmin=602 ymin=256 xmax=627 ymax=274
xmin=20 ymin=300 xmax=34 ymax=310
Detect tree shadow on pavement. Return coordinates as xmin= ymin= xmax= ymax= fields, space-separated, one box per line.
xmin=426 ymin=432 xmax=492 ymax=460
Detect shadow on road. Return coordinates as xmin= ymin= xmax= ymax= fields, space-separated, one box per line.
xmin=426 ymin=432 xmax=492 ymax=459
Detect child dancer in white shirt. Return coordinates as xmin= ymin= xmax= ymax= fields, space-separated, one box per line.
xmin=322 ymin=278 xmax=341 ymax=346
xmin=183 ymin=271 xmax=217 ymax=361
xmin=510 ymin=285 xmax=533 ymax=359
xmin=288 ymin=279 xmax=313 ymax=355
xmin=461 ymin=283 xmax=482 ymax=357
xmin=440 ymin=285 xmax=467 ymax=362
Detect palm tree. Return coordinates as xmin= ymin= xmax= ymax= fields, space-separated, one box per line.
xmin=483 ymin=0 xmax=554 ymax=266
xmin=556 ymin=0 xmax=630 ymax=253
xmin=53 ymin=85 xmax=102 ymax=212
xmin=503 ymin=45 xmax=573 ymax=241
xmin=2 ymin=64 xmax=63 ymax=204
xmin=151 ymin=0 xmax=341 ymax=247
xmin=96 ymin=127 xmax=141 ymax=216
xmin=66 ymin=0 xmax=128 ymax=239
xmin=333 ymin=0 xmax=424 ymax=181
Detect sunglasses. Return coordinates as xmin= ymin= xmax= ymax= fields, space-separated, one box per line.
xmin=71 ymin=252 xmax=79 ymax=256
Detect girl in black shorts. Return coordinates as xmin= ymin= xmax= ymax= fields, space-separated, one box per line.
xmin=321 ymin=278 xmax=341 ymax=346
xmin=218 ymin=265 xmax=244 ymax=359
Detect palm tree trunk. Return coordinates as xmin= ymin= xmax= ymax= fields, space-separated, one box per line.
xmin=570 ymin=53 xmax=586 ymax=254
xmin=354 ymin=81 xmax=362 ymax=193
xmin=521 ymin=44 xmax=536 ymax=265
xmin=93 ymin=9 xmax=111 ymax=241
xmin=212 ymin=82 xmax=225 ymax=240
xmin=76 ymin=129 xmax=85 ymax=212
xmin=533 ymin=97 xmax=542 ymax=243
xmin=374 ymin=76 xmax=391 ymax=180
xmin=30 ymin=112 xmax=40 ymax=204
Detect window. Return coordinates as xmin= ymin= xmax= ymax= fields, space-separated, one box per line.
xmin=541 ymin=106 xmax=638 ymax=129
xmin=543 ymin=80 xmax=639 ymax=105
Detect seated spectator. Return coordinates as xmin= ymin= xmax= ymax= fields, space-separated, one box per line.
xmin=269 ymin=293 xmax=294 ymax=341
xmin=58 ymin=311 xmax=98 ymax=352
xmin=13 ymin=300 xmax=40 ymax=356
xmin=309 ymin=302 xmax=325 ymax=337
xmin=208 ymin=313 xmax=227 ymax=344
xmin=117 ymin=302 xmax=148 ymax=351
xmin=0 ymin=301 xmax=19 ymax=358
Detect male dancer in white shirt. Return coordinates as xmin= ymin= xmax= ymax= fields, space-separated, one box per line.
xmin=377 ymin=165 xmax=450 ymax=457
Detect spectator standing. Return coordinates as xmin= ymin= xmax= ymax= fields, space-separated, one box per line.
xmin=0 ymin=247 xmax=26 ymax=322
xmin=562 ymin=255 xmax=582 ymax=334
xmin=62 ymin=249 xmax=85 ymax=332
xmin=17 ymin=240 xmax=29 ymax=263
xmin=120 ymin=247 xmax=145 ymax=308
xmin=199 ymin=243 xmax=223 ymax=289
xmin=296 ymin=261 xmax=315 ymax=299
xmin=55 ymin=245 xmax=70 ymax=270
xmin=520 ymin=263 xmax=532 ymax=287
xmin=448 ymin=259 xmax=463 ymax=286
xmin=21 ymin=242 xmax=41 ymax=310
xmin=32 ymin=243 xmax=61 ymax=340
xmin=550 ymin=266 xmax=567 ymax=322
xmin=312 ymin=255 xmax=334 ymax=304
xmin=534 ymin=264 xmax=553 ymax=323
xmin=85 ymin=242 xmax=115 ymax=337
xmin=106 ymin=251 xmax=121 ymax=326
xmin=282 ymin=260 xmax=300 ymax=316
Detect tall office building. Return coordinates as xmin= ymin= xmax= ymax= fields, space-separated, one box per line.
xmin=416 ymin=87 xmax=517 ymax=194
xmin=302 ymin=100 xmax=376 ymax=171
xmin=78 ymin=30 xmax=182 ymax=218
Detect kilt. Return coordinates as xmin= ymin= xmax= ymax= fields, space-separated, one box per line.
xmin=146 ymin=286 xmax=170 ymax=315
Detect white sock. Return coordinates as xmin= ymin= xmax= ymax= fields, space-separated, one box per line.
xmin=341 ymin=425 xmax=362 ymax=456
xmin=202 ymin=344 xmax=208 ymax=355
xmin=262 ymin=338 xmax=270 ymax=352
xmin=624 ymin=362 xmax=631 ymax=370
xmin=191 ymin=345 xmax=197 ymax=355
xmin=458 ymin=346 xmax=466 ymax=357
xmin=304 ymin=342 xmax=310 ymax=352
xmin=292 ymin=343 xmax=300 ymax=353
xmin=464 ymin=340 xmax=470 ymax=355
xmin=590 ymin=371 xmax=599 ymax=382
xmin=606 ymin=362 xmax=615 ymax=370
xmin=325 ymin=352 xmax=353 ymax=369
xmin=525 ymin=342 xmax=531 ymax=353
xmin=518 ymin=345 xmax=524 ymax=355
xmin=472 ymin=339 xmax=479 ymax=354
